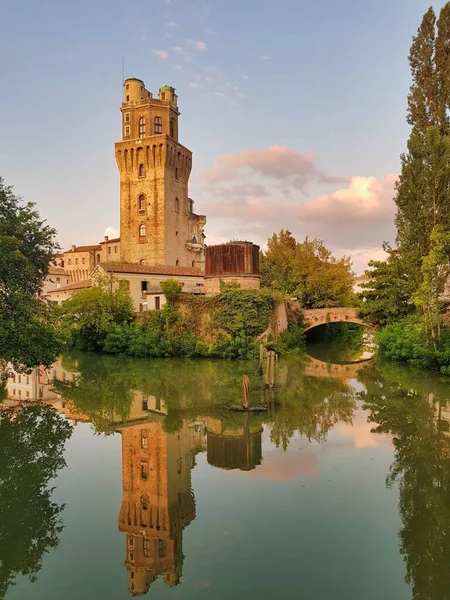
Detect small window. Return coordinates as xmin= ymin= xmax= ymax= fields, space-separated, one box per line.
xmin=68 ymin=259 xmax=72 ymax=265
xmin=97 ymin=253 xmax=101 ymax=263
xmin=177 ymin=457 xmax=182 ymax=474
xmin=175 ymin=167 xmax=179 ymax=180
xmin=154 ymin=116 xmax=162 ymax=134
xmin=161 ymin=92 xmax=166 ymax=100
xmin=124 ymin=125 xmax=130 ymax=136
xmin=26 ymin=375 xmax=29 ymax=384
xmin=141 ymin=430 xmax=148 ymax=449
xmin=175 ymin=197 xmax=179 ymax=213
xmin=125 ymin=112 xmax=130 ymax=122
xmin=39 ymin=387 xmax=43 ymax=398
xmin=176 ymin=260 xmax=179 ymax=266
xmin=139 ymin=116 xmax=146 ymax=137
xmin=155 ymin=296 xmax=161 ymax=310
xmin=82 ymin=257 xmax=85 ymax=264
xmin=170 ymin=119 xmax=175 ymax=138
xmin=75 ymin=258 xmax=79 ymax=265
xmin=140 ymin=460 xmax=148 ymax=480
xmin=143 ymin=537 xmax=151 ymax=558
xmin=141 ymin=494 xmax=149 ymax=510
xmin=141 ymin=281 xmax=148 ymax=295
xmin=139 ymin=224 xmax=146 ymax=238
xmin=192 ymin=260 xmax=195 ymax=267
xmin=138 ymin=194 xmax=146 ymax=212
xmin=126 ymin=95 xmax=130 ymax=101
xmin=158 ymin=539 xmax=166 ymax=558
xmin=18 ymin=389 xmax=21 ymax=397
xmin=114 ymin=245 xmax=118 ymax=253
xmin=18 ymin=375 xmax=21 ymax=383
xmin=26 ymin=391 xmax=30 ymax=398
xmin=108 ymin=247 xmax=111 ymax=254
xmin=138 ymin=163 xmax=145 ymax=177
xmin=126 ymin=84 xmax=129 ymax=90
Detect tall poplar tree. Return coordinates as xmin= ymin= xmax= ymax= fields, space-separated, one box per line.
xmin=395 ymin=3 xmax=450 ymax=292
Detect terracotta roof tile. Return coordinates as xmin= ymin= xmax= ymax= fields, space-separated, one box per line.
xmin=47 ymin=266 xmax=69 ymax=276
xmin=48 ymin=279 xmax=92 ymax=293
xmin=98 ymin=262 xmax=203 ymax=277
xmin=99 ymin=238 xmax=120 ymax=244
xmin=64 ymin=245 xmax=101 ymax=253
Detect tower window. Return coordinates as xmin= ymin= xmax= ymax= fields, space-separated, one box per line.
xmin=138 ymin=193 xmax=146 ymax=212
xmin=114 ymin=245 xmax=118 ymax=253
xmin=192 ymin=260 xmax=195 ymax=267
xmin=154 ymin=116 xmax=162 ymax=134
xmin=108 ymin=247 xmax=111 ymax=254
xmin=141 ymin=430 xmax=148 ymax=449
xmin=176 ymin=260 xmax=180 ymax=266
xmin=82 ymin=257 xmax=85 ymax=264
xmin=143 ymin=537 xmax=151 ymax=558
xmin=175 ymin=167 xmax=179 ymax=180
xmin=124 ymin=125 xmax=130 ymax=136
xmin=139 ymin=116 xmax=146 ymax=137
xmin=175 ymin=197 xmax=179 ymax=213
xmin=138 ymin=163 xmax=145 ymax=177
xmin=126 ymin=95 xmax=130 ymax=102
xmin=170 ymin=119 xmax=175 ymax=138
xmin=125 ymin=112 xmax=130 ymax=122
xmin=126 ymin=84 xmax=129 ymax=90
xmin=140 ymin=460 xmax=148 ymax=480
xmin=139 ymin=224 xmax=146 ymax=238
xmin=97 ymin=253 xmax=100 ymax=263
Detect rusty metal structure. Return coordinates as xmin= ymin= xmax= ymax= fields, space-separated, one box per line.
xmin=205 ymin=242 xmax=260 ymax=276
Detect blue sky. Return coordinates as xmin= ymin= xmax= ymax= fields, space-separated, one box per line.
xmin=0 ymin=0 xmax=446 ymax=272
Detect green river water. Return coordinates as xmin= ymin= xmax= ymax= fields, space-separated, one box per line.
xmin=1 ymin=343 xmax=450 ymax=600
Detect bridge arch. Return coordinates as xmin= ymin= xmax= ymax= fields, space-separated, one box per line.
xmin=303 ymin=308 xmax=373 ymax=332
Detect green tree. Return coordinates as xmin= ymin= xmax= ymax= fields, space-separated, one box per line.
xmin=395 ymin=3 xmax=450 ymax=293
xmin=358 ymin=245 xmax=415 ymax=327
xmin=160 ymin=279 xmax=183 ymax=304
xmin=260 ymin=231 xmax=354 ymax=308
xmin=0 ymin=403 xmax=73 ymax=597
xmin=60 ymin=282 xmax=134 ymax=351
xmin=0 ymin=178 xmax=62 ymax=371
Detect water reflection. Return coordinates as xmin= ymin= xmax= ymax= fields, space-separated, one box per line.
xmin=0 ymin=403 xmax=73 ymax=598
xmin=3 ymin=353 xmax=450 ymax=598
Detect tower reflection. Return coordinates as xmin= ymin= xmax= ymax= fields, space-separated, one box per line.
xmin=116 ymin=416 xmax=206 ymax=596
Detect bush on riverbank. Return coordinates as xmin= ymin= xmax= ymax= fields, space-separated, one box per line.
xmin=377 ymin=316 xmax=450 ymax=373
xmin=60 ymin=282 xmax=277 ymax=360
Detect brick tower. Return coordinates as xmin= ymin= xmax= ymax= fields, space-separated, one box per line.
xmin=115 ymin=78 xmax=206 ymax=268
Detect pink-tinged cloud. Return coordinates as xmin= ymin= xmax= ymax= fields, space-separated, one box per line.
xmin=205 ymin=145 xmax=342 ymax=188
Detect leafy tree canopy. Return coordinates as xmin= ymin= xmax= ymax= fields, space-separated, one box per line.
xmin=260 ymin=230 xmax=354 ymax=308
xmin=0 ymin=178 xmax=62 ymax=371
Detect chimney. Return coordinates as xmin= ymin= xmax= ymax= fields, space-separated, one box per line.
xmin=71 ymin=244 xmax=76 ymax=252
xmin=104 ymin=235 xmax=109 ymax=243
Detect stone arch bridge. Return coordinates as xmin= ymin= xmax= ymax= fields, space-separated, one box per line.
xmin=303 ymin=307 xmax=372 ymax=332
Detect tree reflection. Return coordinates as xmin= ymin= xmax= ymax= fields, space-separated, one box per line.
xmin=0 ymin=403 xmax=73 ymax=598
xmin=358 ymin=363 xmax=450 ymax=600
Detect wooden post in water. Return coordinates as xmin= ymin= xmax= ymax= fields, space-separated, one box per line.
xmin=242 ymin=375 xmax=249 ymax=410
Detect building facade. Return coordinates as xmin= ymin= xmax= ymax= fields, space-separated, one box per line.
xmin=92 ymin=263 xmax=205 ymax=312
xmin=58 ymin=245 xmax=101 ymax=283
xmin=115 ymin=79 xmax=206 ymax=269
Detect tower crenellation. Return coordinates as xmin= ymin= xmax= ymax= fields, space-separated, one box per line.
xmin=116 ymin=78 xmax=205 ymax=268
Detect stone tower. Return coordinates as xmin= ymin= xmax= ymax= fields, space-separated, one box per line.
xmin=115 ymin=78 xmax=206 ymax=268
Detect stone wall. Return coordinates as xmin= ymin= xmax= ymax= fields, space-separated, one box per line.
xmin=204 ymin=275 xmax=261 ymax=295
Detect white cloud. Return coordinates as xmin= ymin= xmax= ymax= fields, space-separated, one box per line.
xmin=152 ymin=49 xmax=169 ymax=59
xmin=104 ymin=226 xmax=119 ymax=239
xmin=242 ymin=75 xmax=249 ymax=80
xmin=261 ymin=54 xmax=272 ymax=60
xmin=173 ymin=46 xmax=193 ymax=61
xmin=189 ymin=82 xmax=199 ymax=88
xmin=186 ymin=39 xmax=207 ymax=51
xmin=166 ymin=21 xmax=179 ymax=28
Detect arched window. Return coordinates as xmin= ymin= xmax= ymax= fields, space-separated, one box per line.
xmin=138 ymin=194 xmax=146 ymax=212
xmin=170 ymin=119 xmax=175 ymax=138
xmin=138 ymin=163 xmax=145 ymax=177
xmin=139 ymin=116 xmax=146 ymax=137
xmin=154 ymin=116 xmax=162 ymax=134
xmin=175 ymin=167 xmax=179 ymax=180
xmin=176 ymin=259 xmax=179 ymax=266
xmin=175 ymin=197 xmax=179 ymax=213
xmin=192 ymin=261 xmax=195 ymax=267
xmin=139 ymin=224 xmax=146 ymax=238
